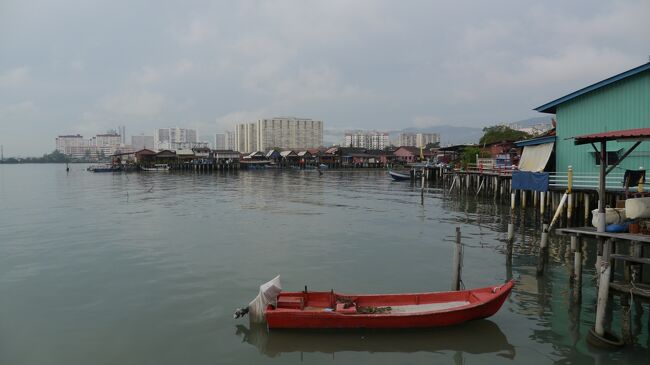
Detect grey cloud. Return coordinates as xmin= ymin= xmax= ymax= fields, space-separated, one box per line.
xmin=0 ymin=0 xmax=648 ymax=155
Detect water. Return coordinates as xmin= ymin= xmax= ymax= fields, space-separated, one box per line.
xmin=0 ymin=164 xmax=648 ymax=364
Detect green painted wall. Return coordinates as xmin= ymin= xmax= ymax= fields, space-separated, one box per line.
xmin=555 ymin=70 xmax=650 ymax=174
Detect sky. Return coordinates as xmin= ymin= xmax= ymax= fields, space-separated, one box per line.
xmin=0 ymin=0 xmax=648 ymax=156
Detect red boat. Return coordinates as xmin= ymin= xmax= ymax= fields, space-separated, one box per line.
xmin=239 ymin=277 xmax=513 ymax=329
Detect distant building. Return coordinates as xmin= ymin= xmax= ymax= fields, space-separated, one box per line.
xmin=344 ymin=131 xmax=389 ymax=150
xmin=398 ymin=133 xmax=417 ymax=147
xmin=235 ymin=117 xmax=323 ymax=153
xmin=118 ymin=126 xmax=126 ymax=144
xmin=235 ymin=123 xmax=257 ymax=153
xmin=416 ymin=133 xmax=440 ymax=147
xmin=56 ymin=134 xmax=86 ymax=153
xmin=154 ymin=128 xmax=198 ymax=151
xmin=131 ymin=135 xmax=154 ymax=150
xmin=225 ymin=131 xmax=236 ymax=151
xmin=93 ymin=133 xmax=122 ymax=156
xmin=398 ymin=133 xmax=439 ymax=147
xmin=214 ymin=133 xmax=226 ymax=150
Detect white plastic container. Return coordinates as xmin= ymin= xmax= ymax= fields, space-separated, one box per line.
xmin=625 ymin=197 xmax=650 ymax=219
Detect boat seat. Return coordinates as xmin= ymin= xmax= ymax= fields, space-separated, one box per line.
xmin=336 ymin=302 xmax=357 ymax=314
xmin=277 ymin=296 xmax=304 ymax=310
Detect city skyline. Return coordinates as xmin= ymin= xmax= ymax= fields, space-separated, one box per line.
xmin=1 ymin=1 xmax=648 ymax=156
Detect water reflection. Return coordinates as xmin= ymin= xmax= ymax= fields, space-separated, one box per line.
xmin=235 ymin=320 xmax=515 ymax=359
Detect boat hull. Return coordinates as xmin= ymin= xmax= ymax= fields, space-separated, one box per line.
xmin=388 ymin=170 xmax=411 ymax=181
xmin=266 ymin=281 xmax=513 ymax=329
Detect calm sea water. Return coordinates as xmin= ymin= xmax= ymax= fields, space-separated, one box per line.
xmin=0 ymin=164 xmax=648 ymax=364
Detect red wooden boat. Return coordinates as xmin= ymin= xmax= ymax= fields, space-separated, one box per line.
xmin=237 ymin=277 xmax=514 ymax=329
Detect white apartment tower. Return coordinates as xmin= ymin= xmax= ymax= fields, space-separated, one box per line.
xmin=56 ymin=134 xmax=86 ymax=153
xmin=235 ymin=117 xmax=323 ymax=152
xmin=225 ymin=131 xmax=236 ymax=150
xmin=398 ymin=133 xmax=440 ymax=147
xmin=214 ymin=133 xmax=226 ymax=150
xmin=345 ymin=131 xmax=389 ymax=150
xmin=416 ymin=133 xmax=440 ymax=147
xmin=154 ymin=128 xmax=198 ymax=150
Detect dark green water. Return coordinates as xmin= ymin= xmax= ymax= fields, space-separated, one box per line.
xmin=0 ymin=164 xmax=648 ymax=364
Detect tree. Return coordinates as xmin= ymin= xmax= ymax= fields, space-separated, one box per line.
xmin=460 ymin=146 xmax=490 ymax=166
xmin=479 ymin=125 xmax=531 ymax=145
xmin=425 ymin=142 xmax=440 ymax=149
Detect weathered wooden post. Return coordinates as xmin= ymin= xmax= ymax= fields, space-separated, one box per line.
xmin=584 ymin=193 xmax=590 ymax=226
xmin=573 ymin=237 xmax=583 ymax=302
xmin=421 ymin=171 xmax=425 ymax=205
xmin=594 ymin=239 xmax=612 ymax=338
xmin=537 ymin=223 xmax=549 ymax=275
xmin=567 ymin=166 xmax=573 ymax=227
xmin=451 ymin=227 xmax=463 ymax=291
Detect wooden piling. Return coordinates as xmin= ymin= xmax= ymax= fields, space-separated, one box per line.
xmin=594 ymin=239 xmax=612 ymax=337
xmin=573 ymin=237 xmax=583 ymax=301
xmin=451 ymin=227 xmax=463 ymax=291
xmin=537 ymin=223 xmax=549 ymax=275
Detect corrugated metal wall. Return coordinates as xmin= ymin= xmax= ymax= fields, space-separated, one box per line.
xmin=555 ymin=70 xmax=650 ymax=174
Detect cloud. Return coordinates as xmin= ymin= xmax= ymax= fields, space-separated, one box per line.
xmin=98 ymin=90 xmax=167 ymax=117
xmin=412 ymin=116 xmax=443 ymax=128
xmin=173 ymin=18 xmax=220 ymax=45
xmin=1 ymin=0 xmax=648 ymax=155
xmin=0 ymin=67 xmax=30 ymax=88
xmin=0 ymin=100 xmax=38 ymax=116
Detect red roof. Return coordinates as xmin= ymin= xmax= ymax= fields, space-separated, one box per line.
xmin=574 ymin=127 xmax=650 ymax=145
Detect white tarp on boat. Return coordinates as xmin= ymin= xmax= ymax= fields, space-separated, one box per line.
xmin=518 ymin=142 xmax=554 ymax=172
xmin=249 ymin=275 xmax=282 ymax=323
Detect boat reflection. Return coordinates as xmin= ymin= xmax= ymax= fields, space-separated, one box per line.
xmin=236 ymin=320 xmax=515 ymax=359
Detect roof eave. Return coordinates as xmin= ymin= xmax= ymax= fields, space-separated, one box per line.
xmin=534 ymin=62 xmax=650 ymax=115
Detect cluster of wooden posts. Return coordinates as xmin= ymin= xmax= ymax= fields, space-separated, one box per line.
xmin=439 ymin=165 xmax=650 ymax=348
xmin=165 ymin=161 xmax=240 ymax=172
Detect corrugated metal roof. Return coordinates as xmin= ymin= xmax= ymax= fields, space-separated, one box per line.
xmin=574 ymin=127 xmax=650 ymax=145
xmin=515 ymin=135 xmax=556 ymax=147
xmin=535 ymin=62 xmax=650 ymax=114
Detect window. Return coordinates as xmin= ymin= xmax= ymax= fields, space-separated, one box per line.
xmin=591 ymin=149 xmax=622 ymax=166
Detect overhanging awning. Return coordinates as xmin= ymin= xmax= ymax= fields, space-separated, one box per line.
xmin=518 ymin=142 xmax=553 ymax=172
xmin=573 ymin=127 xmax=650 ymax=145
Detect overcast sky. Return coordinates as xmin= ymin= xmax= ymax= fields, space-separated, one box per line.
xmin=1 ymin=0 xmax=648 ymax=155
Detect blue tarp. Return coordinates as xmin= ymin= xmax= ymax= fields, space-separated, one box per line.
xmin=512 ymin=171 xmax=549 ymax=192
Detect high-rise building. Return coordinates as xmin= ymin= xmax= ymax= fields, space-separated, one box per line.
xmin=118 ymin=126 xmax=126 ymax=144
xmin=235 ymin=117 xmax=322 ymax=153
xmin=55 ymin=134 xmax=100 ymax=159
xmin=225 ymin=131 xmax=236 ymax=151
xmin=344 ymin=131 xmax=389 ymax=150
xmin=398 ymin=133 xmax=440 ymax=147
xmin=154 ymin=128 xmax=198 ymax=150
xmin=56 ymin=134 xmax=86 ymax=153
xmin=416 ymin=133 xmax=440 ymax=147
xmin=398 ymin=133 xmax=417 ymax=147
xmin=214 ymin=133 xmax=226 ymax=150
xmin=235 ymin=123 xmax=257 ymax=153
xmin=131 ymin=135 xmax=154 ymax=150
xmin=93 ymin=133 xmax=122 ymax=156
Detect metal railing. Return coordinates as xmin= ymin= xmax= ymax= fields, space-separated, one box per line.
xmin=549 ymin=171 xmax=649 ymax=192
